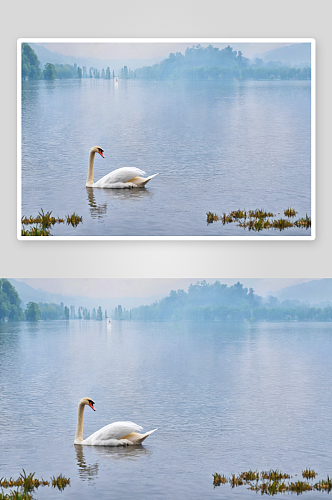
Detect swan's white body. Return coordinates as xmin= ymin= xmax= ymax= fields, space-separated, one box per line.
xmin=74 ymin=397 xmax=157 ymax=446
xmin=86 ymin=146 xmax=158 ymax=189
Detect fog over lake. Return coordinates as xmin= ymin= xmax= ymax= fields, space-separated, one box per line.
xmin=1 ymin=320 xmax=331 ymax=499
xmin=21 ymin=79 xmax=311 ymax=236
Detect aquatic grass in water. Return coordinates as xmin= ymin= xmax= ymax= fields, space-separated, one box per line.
xmin=0 ymin=491 xmax=33 ymax=500
xmin=288 ymin=480 xmax=313 ymax=493
xmin=261 ymin=470 xmax=290 ymax=481
xmin=213 ymin=469 xmax=331 ymax=495
xmin=313 ymin=476 xmax=332 ymax=491
xmin=230 ymin=474 xmax=244 ymax=487
xmin=66 ymin=213 xmax=83 ymax=227
xmin=212 ymin=473 xmax=227 ymax=486
xmin=239 ymin=470 xmax=260 ymax=482
xmin=0 ymin=471 xmax=49 ymax=490
xmin=0 ymin=472 xmax=69 ymax=499
xmin=302 ymin=468 xmax=316 ymax=479
xmin=21 ymin=226 xmax=51 ymax=236
xmin=21 ymin=209 xmax=83 ymax=236
xmin=206 ymin=208 xmax=311 ymax=232
xmin=284 ymin=207 xmax=297 ymax=217
xmin=294 ymin=214 xmax=311 ymax=228
xmin=51 ymin=474 xmax=70 ymax=491
xmin=248 ymin=209 xmax=274 ymax=219
xmin=271 ymin=218 xmax=294 ymax=231
xmin=206 ymin=212 xmax=218 ymax=224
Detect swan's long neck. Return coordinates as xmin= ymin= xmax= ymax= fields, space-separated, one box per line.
xmin=86 ymin=150 xmax=95 ymax=186
xmin=75 ymin=402 xmax=85 ymax=443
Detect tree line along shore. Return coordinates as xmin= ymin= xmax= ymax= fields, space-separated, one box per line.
xmin=1 ymin=279 xmax=332 ymax=324
xmin=22 ymin=43 xmax=311 ymax=82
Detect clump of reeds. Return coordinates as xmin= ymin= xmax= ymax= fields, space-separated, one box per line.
xmin=19 ymin=471 xmax=49 ymax=491
xmin=21 ymin=227 xmax=51 ymax=237
xmin=21 ymin=209 xmax=83 ymax=236
xmin=0 ymin=471 xmax=48 ymax=491
xmin=213 ymin=469 xmax=332 ymax=495
xmin=302 ymin=468 xmax=316 ymax=479
xmin=221 ymin=213 xmax=233 ymax=224
xmin=250 ymin=480 xmax=288 ymax=494
xmin=51 ymin=474 xmax=70 ymax=491
xmin=206 ymin=208 xmax=311 ymax=232
xmin=288 ymin=480 xmax=313 ymax=493
xmin=230 ymin=474 xmax=244 ymax=488
xmin=271 ymin=218 xmax=294 ymax=230
xmin=206 ymin=212 xmax=218 ymax=224
xmin=212 ymin=473 xmax=228 ymax=486
xmin=66 ymin=213 xmax=83 ymax=227
xmin=313 ymin=476 xmax=332 ymax=491
xmin=229 ymin=210 xmax=247 ymax=219
xmin=248 ymin=209 xmax=274 ymax=219
xmin=294 ymin=214 xmax=311 ymax=228
xmin=239 ymin=470 xmax=259 ymax=482
xmin=21 ymin=210 xmax=64 ymax=227
xmin=0 ymin=490 xmax=33 ymax=500
xmin=261 ymin=470 xmax=290 ymax=481
xmin=0 ymin=471 xmax=69 ymax=499
xmin=284 ymin=208 xmax=297 ymax=217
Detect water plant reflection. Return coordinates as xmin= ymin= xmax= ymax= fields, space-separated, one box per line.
xmin=21 ymin=209 xmax=83 ymax=236
xmin=207 ymin=208 xmax=311 ymax=231
xmin=213 ymin=469 xmax=332 ymax=494
xmin=0 ymin=470 xmax=70 ymax=499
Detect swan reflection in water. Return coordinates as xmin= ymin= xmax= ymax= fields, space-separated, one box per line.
xmin=75 ymin=443 xmax=152 ymax=480
xmin=86 ymin=188 xmax=107 ymax=219
xmin=75 ymin=444 xmax=99 ymax=481
xmin=86 ymin=186 xmax=154 ymax=220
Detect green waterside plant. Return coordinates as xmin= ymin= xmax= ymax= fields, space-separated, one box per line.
xmin=212 ymin=468 xmax=331 ymax=495
xmin=0 ymin=471 xmax=70 ymax=500
xmin=206 ymin=208 xmax=311 ymax=232
xmin=21 ymin=209 xmax=83 ymax=236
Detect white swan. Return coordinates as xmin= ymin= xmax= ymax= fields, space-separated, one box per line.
xmin=86 ymin=146 xmax=158 ymax=189
xmin=74 ymin=397 xmax=157 ymax=446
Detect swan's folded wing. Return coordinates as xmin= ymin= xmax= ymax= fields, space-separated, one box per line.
xmin=94 ymin=167 xmax=147 ymax=187
xmin=84 ymin=421 xmax=143 ymax=444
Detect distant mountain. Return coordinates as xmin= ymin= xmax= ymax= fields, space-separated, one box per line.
xmin=7 ymin=279 xmax=167 ymax=312
xmin=29 ymin=43 xmax=164 ymax=73
xmin=257 ymin=43 xmax=311 ymax=65
xmin=276 ymin=279 xmax=332 ymax=304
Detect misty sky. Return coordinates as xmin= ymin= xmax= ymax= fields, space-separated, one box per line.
xmin=14 ymin=278 xmax=317 ymax=299
xmin=35 ymin=42 xmax=293 ymax=61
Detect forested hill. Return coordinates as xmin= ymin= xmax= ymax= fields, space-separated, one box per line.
xmin=132 ymin=44 xmax=311 ymax=81
xmin=129 ymin=281 xmax=259 ymax=321
xmin=128 ymin=281 xmax=332 ymax=322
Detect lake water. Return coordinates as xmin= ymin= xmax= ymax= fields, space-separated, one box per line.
xmin=21 ymin=79 xmax=311 ymax=237
xmin=0 ymin=320 xmax=331 ymax=499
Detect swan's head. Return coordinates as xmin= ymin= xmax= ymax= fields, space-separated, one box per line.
xmin=90 ymin=146 xmax=104 ymax=158
xmin=80 ymin=397 xmax=96 ymax=411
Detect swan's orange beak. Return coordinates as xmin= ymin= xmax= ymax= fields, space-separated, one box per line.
xmin=89 ymin=403 xmax=96 ymax=411
xmin=98 ymin=151 xmax=105 ymax=158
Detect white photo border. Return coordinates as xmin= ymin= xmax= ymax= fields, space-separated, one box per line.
xmin=17 ymin=38 xmax=316 ymax=241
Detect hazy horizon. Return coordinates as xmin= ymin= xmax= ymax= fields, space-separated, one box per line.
xmin=12 ymin=278 xmax=318 ymax=299
xmin=35 ymin=41 xmax=294 ymax=61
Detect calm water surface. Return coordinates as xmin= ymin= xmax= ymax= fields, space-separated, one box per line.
xmin=21 ymin=79 xmax=311 ymax=236
xmin=0 ymin=320 xmax=331 ymax=499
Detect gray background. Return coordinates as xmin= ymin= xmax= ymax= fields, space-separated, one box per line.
xmin=1 ymin=0 xmax=331 ymax=280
